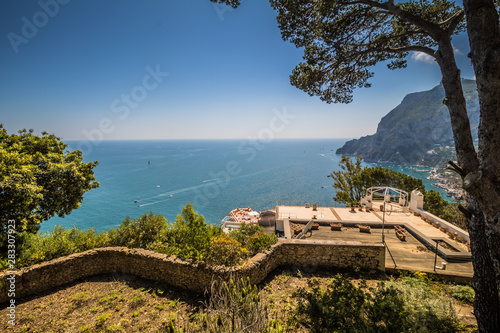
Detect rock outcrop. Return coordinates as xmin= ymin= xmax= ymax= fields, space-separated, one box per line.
xmin=336 ymin=79 xmax=479 ymax=166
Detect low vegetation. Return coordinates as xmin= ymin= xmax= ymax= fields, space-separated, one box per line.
xmin=1 ymin=203 xmax=277 ymax=271
xmin=291 ymin=274 xmax=463 ymax=333
xmin=0 ymin=270 xmax=477 ymax=332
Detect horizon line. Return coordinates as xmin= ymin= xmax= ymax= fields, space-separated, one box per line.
xmin=62 ymin=137 xmax=354 ymax=142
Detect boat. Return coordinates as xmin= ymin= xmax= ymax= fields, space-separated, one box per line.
xmin=221 ymin=207 xmax=260 ymax=233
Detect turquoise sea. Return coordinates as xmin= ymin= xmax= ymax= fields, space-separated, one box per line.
xmin=42 ymin=139 xmax=447 ymax=232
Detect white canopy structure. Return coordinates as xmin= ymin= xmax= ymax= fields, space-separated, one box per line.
xmin=363 ymin=186 xmax=409 ymax=207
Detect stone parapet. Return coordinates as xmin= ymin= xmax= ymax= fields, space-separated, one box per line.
xmin=0 ymin=240 xmax=384 ymax=304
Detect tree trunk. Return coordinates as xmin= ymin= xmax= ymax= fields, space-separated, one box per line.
xmin=457 ymin=1 xmax=500 ymax=331
xmin=434 ymin=28 xmax=500 ymax=330
xmin=467 ymin=199 xmax=500 ymax=332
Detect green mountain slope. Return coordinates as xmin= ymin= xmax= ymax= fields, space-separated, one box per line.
xmin=336 ymin=79 xmax=479 ymax=166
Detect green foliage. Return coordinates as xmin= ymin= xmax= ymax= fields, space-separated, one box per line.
xmin=229 ymin=222 xmax=263 ymax=244
xmin=451 ymin=285 xmax=475 ymax=304
xmin=71 ymin=292 xmax=91 ymax=306
xmin=269 ymin=0 xmax=465 ymax=104
xmin=162 ymin=203 xmax=222 ymax=261
xmin=331 ymin=156 xmax=426 ymax=205
xmin=245 ymin=232 xmax=277 ymax=256
xmin=228 ymin=222 xmax=278 ymax=256
xmin=291 ymin=276 xmax=370 ymax=332
xmin=14 ymin=226 xmax=113 ymax=268
xmin=205 ymin=276 xmax=268 ymax=332
xmin=209 ymin=0 xmax=240 ymax=8
xmin=424 ymin=190 xmax=450 ymax=217
xmin=0 ymin=125 xmax=99 ymax=250
xmin=330 ymin=155 xmax=365 ymax=205
xmin=114 ymin=212 xmax=168 ymax=249
xmin=291 ymin=274 xmax=460 ymax=333
xmin=424 ymin=191 xmax=468 ymax=230
xmin=205 ymin=234 xmax=248 ymax=266
xmin=95 ymin=313 xmax=111 ymax=326
xmin=3 ymin=204 xmax=276 ymax=271
xmin=384 ymin=276 xmax=459 ymax=332
xmin=359 ymin=166 xmax=426 ymax=195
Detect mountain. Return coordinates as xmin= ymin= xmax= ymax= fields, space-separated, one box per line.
xmin=336 ymin=79 xmax=479 ymax=166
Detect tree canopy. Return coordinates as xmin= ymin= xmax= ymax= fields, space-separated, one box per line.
xmin=0 ymin=125 xmax=99 ymax=248
xmin=270 ymin=0 xmax=466 ymax=103
xmin=331 ymin=155 xmax=425 ymax=205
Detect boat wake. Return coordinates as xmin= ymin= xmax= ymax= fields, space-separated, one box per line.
xmin=136 ymin=167 xmax=281 ymax=207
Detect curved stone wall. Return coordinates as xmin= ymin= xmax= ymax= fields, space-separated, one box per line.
xmin=0 ymin=239 xmax=384 ymax=304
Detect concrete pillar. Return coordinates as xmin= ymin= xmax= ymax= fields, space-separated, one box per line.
xmin=410 ymin=190 xmax=424 ymax=211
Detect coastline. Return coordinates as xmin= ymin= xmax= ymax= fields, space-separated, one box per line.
xmin=428 ymin=169 xmax=463 ymax=201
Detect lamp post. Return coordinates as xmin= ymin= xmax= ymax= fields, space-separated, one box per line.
xmin=434 ymin=240 xmax=440 ymax=273
xmin=382 ymin=201 xmax=386 ymax=244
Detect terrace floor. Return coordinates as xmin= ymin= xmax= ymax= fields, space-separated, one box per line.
xmin=276 ymin=204 xmax=473 ymax=279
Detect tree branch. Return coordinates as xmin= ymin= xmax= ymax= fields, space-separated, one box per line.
xmin=336 ymin=0 xmax=448 ymax=40
xmin=439 ymin=9 xmax=465 ymax=34
xmin=348 ymin=44 xmax=436 ymax=57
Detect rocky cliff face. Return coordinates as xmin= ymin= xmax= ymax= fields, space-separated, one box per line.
xmin=336 ymin=79 xmax=479 ymax=166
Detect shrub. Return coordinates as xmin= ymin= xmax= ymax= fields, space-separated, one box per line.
xmin=15 ymin=226 xmax=114 ymax=268
xmin=229 ymin=222 xmax=263 ymax=245
xmin=451 ymin=285 xmax=475 ymax=304
xmin=291 ymin=274 xmax=461 ymax=333
xmin=245 ymin=232 xmax=277 ymax=256
xmin=205 ymin=234 xmax=248 ymax=266
xmin=291 ymin=276 xmax=370 ymax=332
xmin=161 ymin=204 xmax=222 ymax=260
xmin=204 ymin=277 xmax=268 ymax=332
xmin=114 ymin=212 xmax=168 ymax=249
xmin=385 ymin=276 xmax=459 ymax=332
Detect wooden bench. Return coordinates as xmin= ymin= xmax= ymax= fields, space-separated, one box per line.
xmin=359 ymin=225 xmax=371 ymax=233
xmin=330 ymin=223 xmax=342 ymax=231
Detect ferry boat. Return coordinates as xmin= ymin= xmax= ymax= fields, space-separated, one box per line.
xmin=220 ymin=207 xmax=260 ymax=233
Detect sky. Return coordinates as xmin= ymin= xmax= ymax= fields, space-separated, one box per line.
xmin=0 ymin=0 xmax=475 ymax=141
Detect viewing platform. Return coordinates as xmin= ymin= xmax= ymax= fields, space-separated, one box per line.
xmin=275 ymin=197 xmax=473 ymax=281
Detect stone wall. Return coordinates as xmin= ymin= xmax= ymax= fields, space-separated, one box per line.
xmin=0 ymin=240 xmax=384 ymax=304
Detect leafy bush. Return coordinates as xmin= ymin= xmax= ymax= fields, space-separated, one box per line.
xmin=229 ymin=222 xmax=263 ymax=244
xmin=384 ymin=276 xmax=459 ymax=332
xmin=245 ymin=232 xmax=277 ymax=256
xmin=114 ymin=212 xmax=168 ymax=249
xmin=228 ymin=222 xmax=277 ymax=256
xmin=291 ymin=276 xmax=371 ymax=332
xmin=291 ymin=274 xmax=461 ymax=333
xmin=451 ymin=285 xmax=475 ymax=304
xmin=161 ymin=203 xmax=222 ymax=261
xmin=205 ymin=234 xmax=248 ymax=266
xmin=3 ymin=203 xmax=277 ymax=271
xmin=14 ymin=226 xmax=114 ymax=268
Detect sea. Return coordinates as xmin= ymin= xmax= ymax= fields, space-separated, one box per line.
xmin=41 ymin=139 xmax=448 ymax=233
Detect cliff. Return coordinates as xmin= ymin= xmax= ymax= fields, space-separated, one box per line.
xmin=336 ymin=79 xmax=479 ymax=166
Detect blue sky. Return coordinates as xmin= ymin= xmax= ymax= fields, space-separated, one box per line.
xmin=0 ymin=0 xmax=475 ymax=140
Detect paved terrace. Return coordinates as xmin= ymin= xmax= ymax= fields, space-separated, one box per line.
xmin=276 ymin=204 xmax=473 ymax=280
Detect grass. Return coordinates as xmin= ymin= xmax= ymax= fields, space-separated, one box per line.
xmin=0 ymin=270 xmax=477 ymax=332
